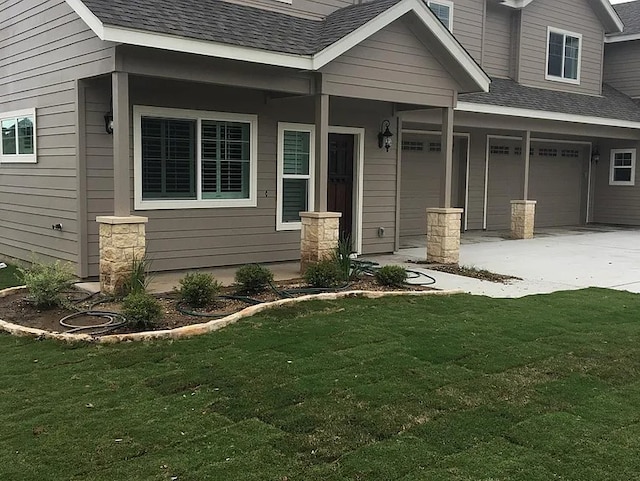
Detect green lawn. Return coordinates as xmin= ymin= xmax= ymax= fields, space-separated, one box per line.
xmin=0 ymin=263 xmax=21 ymax=289
xmin=2 ymin=289 xmax=640 ymax=480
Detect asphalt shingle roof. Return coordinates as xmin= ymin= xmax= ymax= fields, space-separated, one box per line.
xmin=611 ymin=0 xmax=640 ymax=37
xmin=81 ymin=0 xmax=401 ymax=55
xmin=459 ymin=78 xmax=640 ymax=123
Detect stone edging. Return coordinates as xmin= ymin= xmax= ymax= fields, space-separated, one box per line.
xmin=0 ymin=287 xmax=463 ymax=344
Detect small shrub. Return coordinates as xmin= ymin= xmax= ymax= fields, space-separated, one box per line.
xmin=332 ymin=236 xmax=354 ymax=282
xmin=235 ymin=264 xmax=274 ymax=294
xmin=178 ymin=272 xmax=221 ymax=308
xmin=18 ymin=259 xmax=75 ymax=308
xmin=121 ymin=256 xmax=152 ymax=296
xmin=304 ymin=259 xmax=343 ymax=288
xmin=122 ymin=291 xmax=162 ymax=328
xmin=375 ymin=265 xmax=407 ymax=287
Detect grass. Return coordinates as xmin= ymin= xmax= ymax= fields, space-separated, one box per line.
xmin=2 ymin=288 xmax=640 ymax=480
xmin=0 ymin=263 xmax=21 ymax=289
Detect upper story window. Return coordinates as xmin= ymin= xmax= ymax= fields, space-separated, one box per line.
xmin=546 ymin=27 xmax=581 ymax=85
xmin=0 ymin=108 xmax=36 ymax=164
xmin=133 ymin=106 xmax=258 ymax=210
xmin=427 ymin=1 xmax=453 ymax=31
xmin=609 ymin=149 xmax=636 ymax=186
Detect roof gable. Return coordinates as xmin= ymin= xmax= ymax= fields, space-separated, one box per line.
xmin=65 ymin=0 xmax=489 ymax=92
xmin=607 ymin=1 xmax=640 ymax=42
xmin=496 ymin=0 xmax=623 ymax=33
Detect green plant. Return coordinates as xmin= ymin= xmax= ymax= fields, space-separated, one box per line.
xmin=122 ymin=256 xmax=152 ymax=296
xmin=375 ymin=265 xmax=408 ymax=287
xmin=18 ymin=259 xmax=75 ymax=308
xmin=235 ymin=264 xmax=274 ymax=294
xmin=332 ymin=235 xmax=354 ymax=282
xmin=304 ymin=259 xmax=343 ymax=288
xmin=178 ymin=272 xmax=221 ymax=308
xmin=122 ymin=291 xmax=162 ymax=328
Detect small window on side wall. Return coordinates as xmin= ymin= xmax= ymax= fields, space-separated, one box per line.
xmin=0 ymin=108 xmax=37 ymax=164
xmin=427 ymin=0 xmax=453 ymax=31
xmin=277 ymin=123 xmax=315 ymax=231
xmin=610 ymin=149 xmax=636 ymax=186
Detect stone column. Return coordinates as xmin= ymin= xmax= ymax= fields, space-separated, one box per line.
xmin=300 ymin=211 xmax=341 ymax=273
xmin=426 ymin=208 xmax=463 ymax=264
xmin=510 ymin=200 xmax=536 ymax=239
xmin=97 ymin=215 xmax=148 ymax=295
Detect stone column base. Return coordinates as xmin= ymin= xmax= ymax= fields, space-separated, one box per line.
xmin=426 ymin=208 xmax=463 ymax=264
xmin=97 ymin=215 xmax=148 ymax=295
xmin=300 ymin=211 xmax=342 ymax=273
xmin=510 ymin=200 xmax=536 ymax=239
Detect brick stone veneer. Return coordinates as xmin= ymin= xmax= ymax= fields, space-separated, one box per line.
xmin=426 ymin=208 xmax=463 ymax=264
xmin=97 ymin=215 xmax=148 ymax=294
xmin=510 ymin=200 xmax=536 ymax=239
xmin=300 ymin=211 xmax=341 ymax=273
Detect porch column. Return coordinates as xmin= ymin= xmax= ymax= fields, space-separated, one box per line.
xmin=426 ymin=107 xmax=462 ymax=264
xmin=300 ymin=93 xmax=340 ymax=272
xmin=511 ymin=131 xmax=536 ymax=239
xmin=97 ymin=72 xmax=148 ymax=294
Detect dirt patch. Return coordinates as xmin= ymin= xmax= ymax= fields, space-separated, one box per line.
xmin=410 ymin=262 xmax=520 ymax=284
xmin=0 ymin=278 xmax=435 ymax=336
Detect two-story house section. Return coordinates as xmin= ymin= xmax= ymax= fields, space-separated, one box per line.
xmin=1 ymin=0 xmax=640 ymax=285
xmin=400 ymin=0 xmax=640 ymax=243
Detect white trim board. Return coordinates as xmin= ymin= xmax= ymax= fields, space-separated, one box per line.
xmin=65 ymin=0 xmax=490 ymax=93
xmin=456 ymin=102 xmax=640 ymax=130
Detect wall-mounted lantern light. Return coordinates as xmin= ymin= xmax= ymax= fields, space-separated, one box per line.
xmin=377 ymin=120 xmax=393 ymax=152
xmin=104 ymin=98 xmax=114 ymax=135
xmin=591 ymin=146 xmax=600 ymax=164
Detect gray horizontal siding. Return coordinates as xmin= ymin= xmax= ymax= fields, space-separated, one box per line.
xmin=518 ymin=0 xmax=604 ymax=96
xmin=85 ymin=78 xmax=398 ymax=275
xmin=320 ymin=18 xmax=459 ymax=107
xmin=593 ymin=141 xmax=640 ymax=225
xmin=483 ymin=3 xmax=512 ymax=78
xmin=229 ymin=0 xmax=354 ymax=19
xmin=452 ymin=0 xmax=484 ymax=64
xmin=603 ymin=42 xmax=640 ymax=99
xmin=0 ymin=0 xmax=114 ymax=271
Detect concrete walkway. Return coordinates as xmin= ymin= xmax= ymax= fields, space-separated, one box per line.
xmin=391 ymin=226 xmax=640 ymax=298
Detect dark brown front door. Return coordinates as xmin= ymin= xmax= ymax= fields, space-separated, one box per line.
xmin=328 ymin=133 xmax=354 ymax=241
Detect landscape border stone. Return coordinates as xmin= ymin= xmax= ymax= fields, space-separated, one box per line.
xmin=0 ymin=286 xmax=463 ymax=344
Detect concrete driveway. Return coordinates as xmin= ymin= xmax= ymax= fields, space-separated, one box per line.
xmin=392 ymin=226 xmax=640 ymax=298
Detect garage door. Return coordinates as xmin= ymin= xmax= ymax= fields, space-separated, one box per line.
xmin=529 ymin=142 xmax=586 ymax=227
xmin=486 ymin=139 xmax=523 ymax=230
xmin=399 ymin=135 xmax=442 ymax=237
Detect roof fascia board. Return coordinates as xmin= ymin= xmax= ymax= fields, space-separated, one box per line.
xmin=313 ymin=0 xmax=490 ymax=92
xmin=605 ymin=33 xmax=640 ymax=43
xmin=65 ymin=0 xmax=104 ymax=37
xmin=498 ymin=0 xmax=535 ymax=9
xmin=102 ymin=26 xmax=313 ymax=70
xmin=456 ymin=101 xmax=640 ymax=129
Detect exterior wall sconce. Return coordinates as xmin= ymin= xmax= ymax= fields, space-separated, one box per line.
xmin=377 ymin=120 xmax=393 ymax=152
xmin=591 ymin=146 xmax=600 ymax=164
xmin=104 ymin=97 xmax=114 ymax=134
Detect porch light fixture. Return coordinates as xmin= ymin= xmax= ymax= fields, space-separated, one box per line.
xmin=591 ymin=146 xmax=600 ymax=164
xmin=378 ymin=120 xmax=393 ymax=152
xmin=104 ymin=98 xmax=114 ymax=135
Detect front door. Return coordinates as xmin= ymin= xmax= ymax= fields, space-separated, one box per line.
xmin=328 ymin=133 xmax=354 ymax=241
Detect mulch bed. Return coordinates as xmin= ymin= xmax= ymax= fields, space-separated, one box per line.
xmin=409 ymin=261 xmax=520 ymax=283
xmin=0 ymin=278 xmax=434 ymax=336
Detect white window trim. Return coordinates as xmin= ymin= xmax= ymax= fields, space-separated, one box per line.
xmin=427 ymin=0 xmax=454 ymax=31
xmin=609 ymin=149 xmax=636 ymax=186
xmin=545 ymin=27 xmax=582 ymax=85
xmin=0 ymin=108 xmax=37 ymax=164
xmin=133 ymin=105 xmax=258 ymax=210
xmin=276 ymin=123 xmax=316 ymax=231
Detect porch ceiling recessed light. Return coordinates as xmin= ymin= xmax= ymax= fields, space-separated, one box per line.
xmin=378 ymin=120 xmax=393 ymax=152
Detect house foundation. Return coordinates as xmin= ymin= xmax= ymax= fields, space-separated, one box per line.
xmin=300 ymin=212 xmax=341 ymax=273
xmin=426 ymin=208 xmax=463 ymax=264
xmin=510 ymin=200 xmax=536 ymax=239
xmin=97 ymin=215 xmax=148 ymax=294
